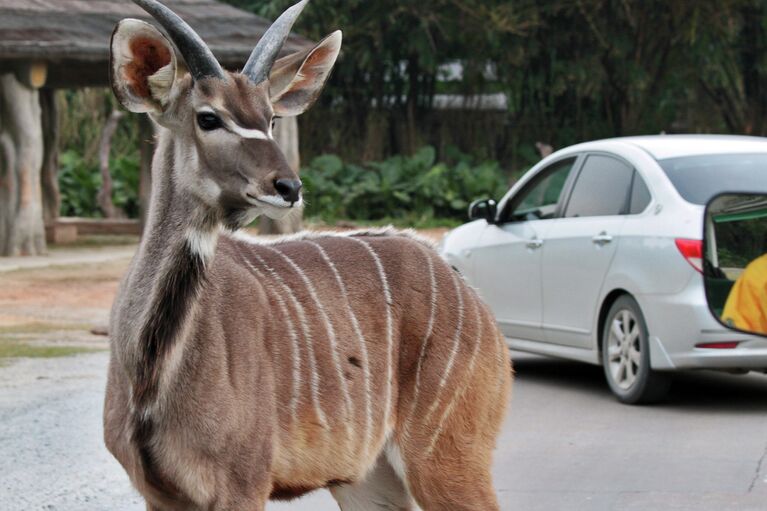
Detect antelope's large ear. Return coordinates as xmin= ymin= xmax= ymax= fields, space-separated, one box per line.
xmin=110 ymin=19 xmax=178 ymax=113
xmin=269 ymin=31 xmax=342 ymax=117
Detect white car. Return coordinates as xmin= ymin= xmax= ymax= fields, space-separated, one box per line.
xmin=439 ymin=135 xmax=767 ymax=403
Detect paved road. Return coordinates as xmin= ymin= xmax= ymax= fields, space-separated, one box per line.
xmin=1 ymin=351 xmax=766 ymax=510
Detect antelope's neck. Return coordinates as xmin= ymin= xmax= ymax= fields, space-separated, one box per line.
xmin=118 ymin=135 xmax=219 ymax=406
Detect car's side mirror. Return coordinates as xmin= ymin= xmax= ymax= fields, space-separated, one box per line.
xmin=468 ymin=199 xmax=497 ymax=224
xmin=703 ymin=192 xmax=767 ymax=337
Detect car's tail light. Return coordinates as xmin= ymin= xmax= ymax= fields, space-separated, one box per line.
xmin=695 ymin=342 xmax=740 ymax=349
xmin=675 ymin=238 xmax=703 ymax=273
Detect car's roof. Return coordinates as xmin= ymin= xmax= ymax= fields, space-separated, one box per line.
xmin=562 ymin=134 xmax=767 ymax=160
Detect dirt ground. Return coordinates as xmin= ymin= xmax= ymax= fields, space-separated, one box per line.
xmin=0 ymin=260 xmax=125 ymax=358
xmin=0 ymin=260 xmax=126 ymax=325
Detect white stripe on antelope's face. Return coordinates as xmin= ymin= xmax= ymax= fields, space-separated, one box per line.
xmin=195 ymin=107 xmax=271 ymax=141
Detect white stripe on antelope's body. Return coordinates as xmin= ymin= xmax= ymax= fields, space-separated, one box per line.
xmin=104 ymin=1 xmax=511 ymax=509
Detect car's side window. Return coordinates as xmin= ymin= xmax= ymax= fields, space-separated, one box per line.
xmin=564 ymin=154 xmax=633 ymax=218
xmin=504 ymin=158 xmax=577 ymax=223
xmin=629 ymin=171 xmax=651 ymax=214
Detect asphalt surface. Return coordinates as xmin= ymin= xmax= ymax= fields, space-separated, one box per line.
xmin=1 ymin=351 xmax=766 ymax=511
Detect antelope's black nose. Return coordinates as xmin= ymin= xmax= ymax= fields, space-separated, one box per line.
xmin=274 ymin=178 xmax=302 ymax=204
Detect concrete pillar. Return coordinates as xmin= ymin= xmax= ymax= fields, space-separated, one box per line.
xmin=0 ymin=71 xmax=46 ymax=256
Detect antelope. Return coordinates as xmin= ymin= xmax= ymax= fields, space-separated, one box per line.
xmin=103 ymin=1 xmax=512 ymax=509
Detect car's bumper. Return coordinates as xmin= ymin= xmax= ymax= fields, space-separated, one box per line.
xmin=638 ymin=278 xmax=767 ymax=371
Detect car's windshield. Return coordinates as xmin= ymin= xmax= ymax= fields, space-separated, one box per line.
xmin=658 ymin=153 xmax=767 ymax=205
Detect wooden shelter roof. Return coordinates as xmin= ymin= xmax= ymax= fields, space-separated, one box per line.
xmin=0 ymin=0 xmax=313 ymax=88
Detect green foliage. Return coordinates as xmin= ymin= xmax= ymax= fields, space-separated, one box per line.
xmin=111 ymin=156 xmax=140 ymax=218
xmin=56 ymin=88 xmax=142 ymax=218
xmin=58 ymin=150 xmax=140 ymax=218
xmin=58 ymin=150 xmax=100 ymax=218
xmin=301 ymin=146 xmax=508 ymax=226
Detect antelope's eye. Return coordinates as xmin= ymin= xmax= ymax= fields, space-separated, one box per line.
xmin=197 ymin=112 xmax=223 ymax=131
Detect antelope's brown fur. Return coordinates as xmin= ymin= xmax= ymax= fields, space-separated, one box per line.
xmin=106 ymin=230 xmax=511 ymax=510
xmin=105 ymin=7 xmax=511 ymax=510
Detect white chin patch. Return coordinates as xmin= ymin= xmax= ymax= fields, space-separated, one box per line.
xmin=256 ymin=195 xmax=302 ymax=220
xmin=257 ymin=195 xmax=298 ymax=208
xmin=262 ymin=206 xmax=293 ymax=220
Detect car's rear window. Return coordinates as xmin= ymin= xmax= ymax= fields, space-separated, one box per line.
xmin=658 ymin=153 xmax=767 ymax=205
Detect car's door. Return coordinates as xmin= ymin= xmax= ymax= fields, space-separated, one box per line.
xmin=541 ymin=153 xmax=635 ymax=348
xmin=472 ymin=157 xmax=579 ymax=342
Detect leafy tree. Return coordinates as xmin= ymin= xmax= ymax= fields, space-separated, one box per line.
xmin=225 ymin=0 xmax=534 ymax=161
xmin=228 ymin=1 xmax=761 ymax=166
xmin=685 ymin=1 xmax=767 ymax=135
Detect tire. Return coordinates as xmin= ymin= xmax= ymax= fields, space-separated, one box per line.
xmin=601 ymin=295 xmax=671 ymax=404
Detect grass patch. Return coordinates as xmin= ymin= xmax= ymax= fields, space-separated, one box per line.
xmin=51 ymin=234 xmax=139 ymax=249
xmin=0 ymin=322 xmax=92 ymax=335
xmin=0 ymin=341 xmax=103 ymax=359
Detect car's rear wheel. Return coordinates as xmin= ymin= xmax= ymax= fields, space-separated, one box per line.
xmin=602 ymin=295 xmax=671 ymax=404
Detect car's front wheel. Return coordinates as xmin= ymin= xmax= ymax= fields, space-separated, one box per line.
xmin=602 ymin=295 xmax=671 ymax=404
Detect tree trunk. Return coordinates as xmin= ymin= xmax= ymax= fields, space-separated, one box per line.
xmin=362 ymin=110 xmax=387 ymax=162
xmin=40 ymin=88 xmax=60 ymax=224
xmin=138 ymin=114 xmax=154 ymax=232
xmin=97 ymin=110 xmax=125 ymax=219
xmin=259 ymin=117 xmax=303 ymax=235
xmin=0 ymin=73 xmax=45 ymax=256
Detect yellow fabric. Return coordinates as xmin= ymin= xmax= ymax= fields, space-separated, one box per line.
xmin=722 ymin=254 xmax=767 ymax=334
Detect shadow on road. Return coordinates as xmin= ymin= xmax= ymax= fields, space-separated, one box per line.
xmin=510 ymin=352 xmax=767 ymax=413
xmin=511 ymin=353 xmax=605 ymax=390
xmin=666 ymin=370 xmax=767 ymax=414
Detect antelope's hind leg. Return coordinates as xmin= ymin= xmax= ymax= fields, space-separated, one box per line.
xmin=397 ymin=340 xmax=510 ymax=510
xmin=398 ymin=407 xmax=503 ymax=511
xmin=330 ymin=452 xmax=418 ymax=511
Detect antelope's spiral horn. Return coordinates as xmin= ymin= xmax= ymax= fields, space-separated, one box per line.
xmin=243 ymin=0 xmax=309 ymax=84
xmin=133 ymin=0 xmax=224 ymax=80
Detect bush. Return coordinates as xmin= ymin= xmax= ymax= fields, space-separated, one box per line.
xmin=57 ymin=88 xmax=142 ymax=219
xmin=59 ymin=150 xmax=100 ymax=218
xmin=58 ymin=150 xmax=140 ymax=218
xmin=59 ymin=143 xmax=509 ymax=225
xmin=301 ymin=146 xmax=509 ymax=226
xmin=110 ymin=156 xmax=140 ymax=218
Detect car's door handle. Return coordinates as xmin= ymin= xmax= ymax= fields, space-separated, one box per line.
xmin=592 ymin=232 xmax=613 ymax=245
xmin=526 ymin=238 xmax=544 ymax=250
